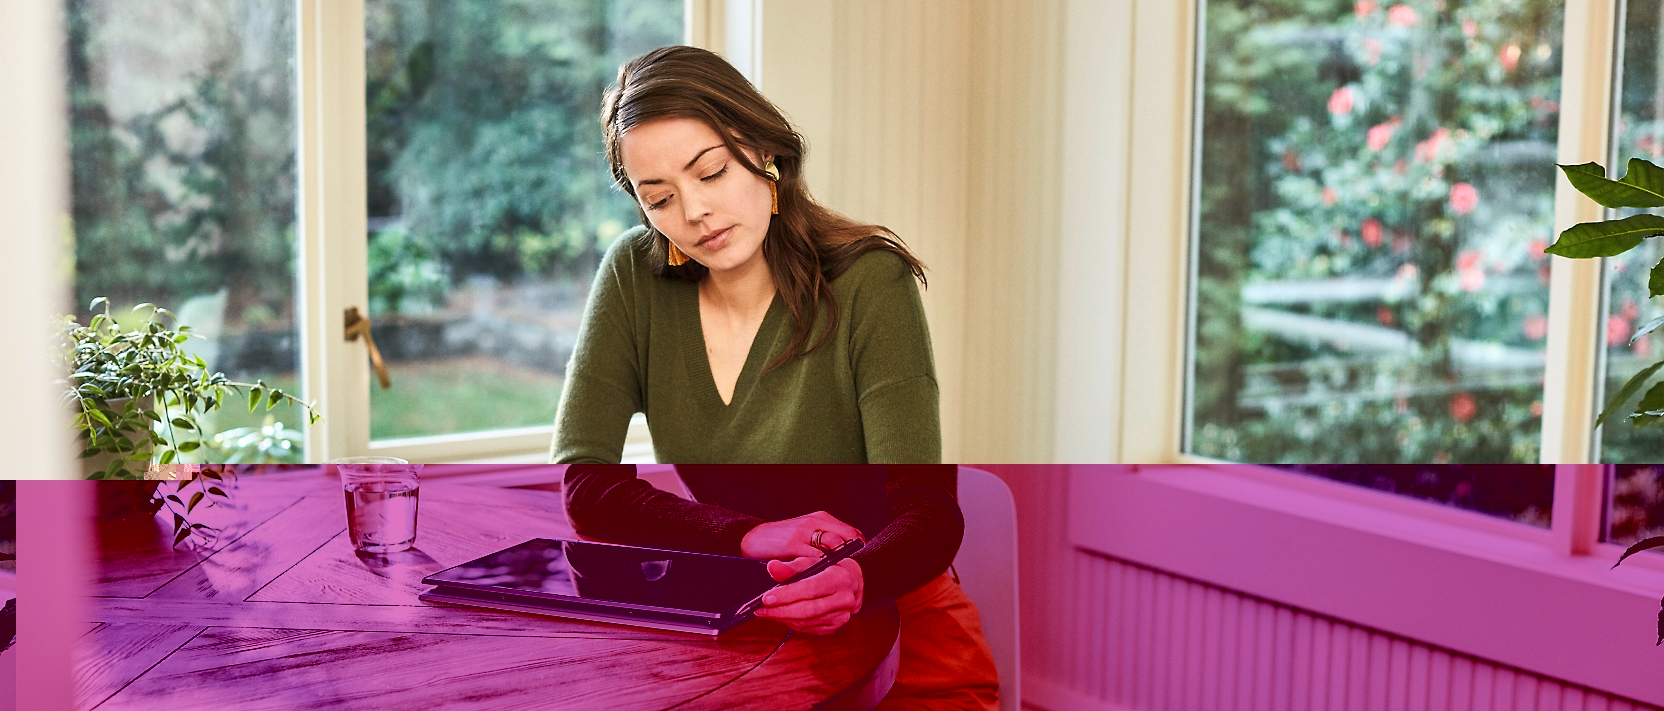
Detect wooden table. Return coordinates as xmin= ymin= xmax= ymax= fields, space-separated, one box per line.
xmin=74 ymin=474 xmax=900 ymax=710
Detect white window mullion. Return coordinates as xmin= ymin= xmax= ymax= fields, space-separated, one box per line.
xmin=296 ymin=0 xmax=371 ymax=462
xmin=1540 ymin=0 xmax=1618 ymax=464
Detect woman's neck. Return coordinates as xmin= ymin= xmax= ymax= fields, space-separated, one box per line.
xmin=700 ymin=255 xmax=776 ymax=317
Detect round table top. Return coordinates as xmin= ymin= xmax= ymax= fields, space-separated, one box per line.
xmin=75 ymin=471 xmax=900 ymax=710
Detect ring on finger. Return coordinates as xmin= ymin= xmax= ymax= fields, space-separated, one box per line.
xmin=810 ymin=529 xmax=835 ymax=553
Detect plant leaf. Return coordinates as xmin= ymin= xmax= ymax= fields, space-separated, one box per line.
xmin=170 ymin=418 xmax=195 ymax=431
xmin=1598 ymin=360 xmax=1664 ymax=427
xmin=177 ymin=440 xmax=200 ymax=453
xmin=1545 ymin=213 xmax=1664 ymax=258
xmin=1650 ymin=260 xmax=1664 ymax=299
xmin=1623 ymin=157 xmax=1664 ymax=199
xmin=186 ymin=491 xmax=204 ymax=513
xmin=173 ymin=527 xmax=192 ymax=547
xmin=1614 ymin=536 xmax=1664 ymax=568
xmin=1560 ymin=162 xmax=1664 ymax=208
xmin=1557 ymin=165 xmax=1664 ymax=209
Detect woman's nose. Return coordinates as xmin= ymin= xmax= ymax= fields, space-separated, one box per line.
xmin=681 ymin=185 xmax=713 ymax=224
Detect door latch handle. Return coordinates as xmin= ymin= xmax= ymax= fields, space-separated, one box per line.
xmin=344 ymin=307 xmax=391 ymax=390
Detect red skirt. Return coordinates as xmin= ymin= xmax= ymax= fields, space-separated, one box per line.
xmin=876 ymin=573 xmax=1001 ymax=711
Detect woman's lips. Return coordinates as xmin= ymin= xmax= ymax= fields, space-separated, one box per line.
xmin=695 ymin=226 xmax=732 ymax=248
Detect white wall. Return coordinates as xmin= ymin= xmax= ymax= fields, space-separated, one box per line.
xmin=0 ymin=0 xmax=75 ymax=480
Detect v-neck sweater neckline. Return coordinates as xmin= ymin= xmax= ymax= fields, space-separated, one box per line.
xmin=678 ymin=281 xmax=784 ymax=415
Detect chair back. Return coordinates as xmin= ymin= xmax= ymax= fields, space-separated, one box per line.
xmin=953 ymin=466 xmax=1021 ymax=711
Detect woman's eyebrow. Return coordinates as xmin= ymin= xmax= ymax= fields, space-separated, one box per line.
xmin=637 ymin=144 xmax=725 ymax=187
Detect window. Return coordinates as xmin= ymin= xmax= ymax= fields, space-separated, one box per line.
xmin=66 ymin=0 xmax=686 ymax=462
xmin=66 ymin=0 xmax=305 ymax=463
xmin=1600 ymin=1 xmax=1664 ymax=463
xmin=362 ymin=0 xmax=680 ymax=441
xmin=1188 ymin=0 xmax=1564 ymax=464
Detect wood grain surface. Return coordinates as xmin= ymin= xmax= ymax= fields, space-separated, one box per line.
xmin=75 ymin=474 xmax=899 ymax=710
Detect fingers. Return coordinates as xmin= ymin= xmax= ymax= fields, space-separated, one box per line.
xmin=804 ymin=511 xmax=865 ymax=548
xmin=766 ymin=556 xmax=816 ymax=583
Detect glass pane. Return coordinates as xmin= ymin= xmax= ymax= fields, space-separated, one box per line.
xmin=1189 ymin=1 xmax=1564 ymax=463
xmin=364 ymin=0 xmax=681 ymax=441
xmin=1277 ymin=464 xmax=1554 ymax=528
xmin=67 ymin=0 xmax=305 ymax=463
xmin=1609 ymin=465 xmax=1664 ymax=549
xmin=1599 ymin=3 xmax=1664 ymax=462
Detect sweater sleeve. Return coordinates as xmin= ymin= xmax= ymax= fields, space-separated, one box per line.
xmin=550 ymin=231 xmax=649 ymax=464
xmin=562 ymin=464 xmax=765 ymax=555
xmin=850 ymin=464 xmax=963 ymax=605
xmin=844 ymin=252 xmax=941 ymax=463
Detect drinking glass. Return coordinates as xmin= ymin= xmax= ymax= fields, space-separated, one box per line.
xmin=331 ymin=456 xmax=421 ymax=553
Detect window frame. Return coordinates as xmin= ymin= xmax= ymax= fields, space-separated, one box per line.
xmin=294 ymin=0 xmax=707 ymax=463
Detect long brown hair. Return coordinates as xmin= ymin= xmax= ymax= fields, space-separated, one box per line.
xmin=601 ymin=45 xmax=926 ymax=371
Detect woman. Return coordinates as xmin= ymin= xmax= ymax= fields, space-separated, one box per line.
xmin=549 ymin=42 xmax=937 ymax=466
xmin=556 ymin=47 xmax=998 ymax=710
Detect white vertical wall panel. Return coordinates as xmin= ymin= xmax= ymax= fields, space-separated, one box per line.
xmin=981 ymin=467 xmax=1660 ymax=711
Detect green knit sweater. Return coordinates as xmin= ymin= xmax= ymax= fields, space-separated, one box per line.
xmin=550 ymin=227 xmax=940 ymax=464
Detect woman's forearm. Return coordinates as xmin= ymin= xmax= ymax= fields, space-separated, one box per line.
xmin=562 ymin=464 xmax=765 ymax=555
xmin=850 ymin=464 xmax=964 ymax=605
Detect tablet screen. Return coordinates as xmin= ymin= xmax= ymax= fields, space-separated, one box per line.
xmin=424 ymin=539 xmax=776 ymax=615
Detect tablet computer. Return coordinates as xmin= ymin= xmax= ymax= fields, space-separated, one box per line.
xmin=419 ymin=538 xmax=777 ymax=635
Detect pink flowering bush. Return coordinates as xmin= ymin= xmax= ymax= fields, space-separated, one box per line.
xmin=1191 ymin=0 xmax=1562 ymax=463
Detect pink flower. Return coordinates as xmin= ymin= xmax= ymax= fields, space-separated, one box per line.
xmin=1526 ymin=238 xmax=1548 ymax=260
xmin=1322 ymin=187 xmax=1338 ymax=206
xmin=1355 ymin=1 xmax=1379 ymax=19
xmin=1622 ymin=298 xmax=1639 ymax=321
xmin=1462 ymin=19 xmax=1478 ymax=38
xmin=1414 ymin=127 xmax=1450 ymax=162
xmin=1376 ymin=306 xmax=1395 ymax=326
xmin=1328 ymin=86 xmax=1355 ymax=116
xmin=1362 ymin=38 xmax=1382 ymax=65
xmin=1367 ymin=120 xmax=1398 ymax=151
xmin=1457 ymin=250 xmax=1485 ymax=291
xmin=1361 ymin=218 xmax=1384 ymax=248
xmin=1609 ymin=314 xmax=1634 ymax=347
xmin=1522 ymin=314 xmax=1548 ymax=340
xmin=1387 ymin=4 xmax=1418 ymax=26
xmin=1500 ymin=44 xmax=1521 ymax=71
xmin=1457 ymin=250 xmax=1482 ymax=271
xmin=1449 ymin=392 xmax=1476 ymax=423
xmin=1639 ymin=335 xmax=1653 ymax=357
xmin=1449 ymin=182 xmax=1479 ymax=215
xmin=1530 ymin=400 xmax=1544 ymax=417
xmin=1395 ymin=262 xmax=1418 ymax=282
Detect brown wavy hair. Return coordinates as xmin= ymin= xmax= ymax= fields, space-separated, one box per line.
xmin=601 ymin=45 xmax=926 ymax=371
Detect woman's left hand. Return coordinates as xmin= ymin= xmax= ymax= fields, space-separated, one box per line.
xmin=754 ymin=556 xmax=864 ymax=635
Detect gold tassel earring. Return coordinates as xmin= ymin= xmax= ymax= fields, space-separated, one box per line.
xmin=764 ymin=161 xmax=780 ymax=215
xmin=666 ymin=237 xmax=690 ymax=266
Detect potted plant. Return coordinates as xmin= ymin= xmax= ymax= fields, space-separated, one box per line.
xmin=62 ymin=298 xmax=318 ymax=479
xmin=1547 ymin=158 xmax=1664 ymax=644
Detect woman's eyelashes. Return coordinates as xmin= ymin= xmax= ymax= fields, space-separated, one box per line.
xmin=641 ymin=164 xmax=728 ymax=211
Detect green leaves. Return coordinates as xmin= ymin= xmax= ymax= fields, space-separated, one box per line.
xmin=1544 ymin=214 xmax=1664 ymax=259
xmin=1597 ymin=360 xmax=1664 ymax=428
xmin=63 ymin=297 xmax=319 ymax=477
xmin=1559 ymin=161 xmax=1664 ymax=208
xmin=1614 ymin=536 xmax=1664 ymax=569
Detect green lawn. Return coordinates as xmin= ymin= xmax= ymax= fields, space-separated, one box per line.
xmin=369 ymin=356 xmax=563 ymax=440
xmin=192 ymin=356 xmax=562 ymax=460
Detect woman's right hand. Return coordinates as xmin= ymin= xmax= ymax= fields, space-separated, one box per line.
xmin=740 ymin=510 xmax=865 ymax=561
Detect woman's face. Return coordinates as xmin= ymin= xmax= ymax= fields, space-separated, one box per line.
xmin=619 ymin=117 xmax=774 ymax=275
